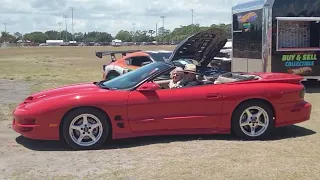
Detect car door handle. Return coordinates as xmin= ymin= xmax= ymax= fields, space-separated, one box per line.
xmin=206 ymin=93 xmax=221 ymax=99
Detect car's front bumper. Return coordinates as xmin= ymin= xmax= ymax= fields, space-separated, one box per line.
xmin=12 ymin=106 xmax=60 ymax=140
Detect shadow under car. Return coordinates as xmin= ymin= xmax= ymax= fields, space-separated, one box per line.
xmin=15 ymin=125 xmax=316 ymax=151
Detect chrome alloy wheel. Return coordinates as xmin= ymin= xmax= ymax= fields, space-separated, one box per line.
xmin=239 ymin=106 xmax=269 ymax=137
xmin=69 ymin=114 xmax=103 ymax=147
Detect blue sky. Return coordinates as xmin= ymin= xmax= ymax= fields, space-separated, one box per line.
xmin=1 ymin=0 xmax=249 ymax=36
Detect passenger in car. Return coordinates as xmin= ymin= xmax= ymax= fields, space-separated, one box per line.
xmin=178 ymin=64 xmax=201 ymax=88
xmin=169 ymin=67 xmax=184 ymax=88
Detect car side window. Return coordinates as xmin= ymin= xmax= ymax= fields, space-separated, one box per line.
xmin=155 ymin=71 xmax=171 ymax=80
xmin=130 ymin=56 xmax=152 ymax=66
xmin=125 ymin=58 xmax=132 ymax=65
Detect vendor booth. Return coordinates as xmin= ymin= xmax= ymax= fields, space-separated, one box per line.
xmin=231 ymin=0 xmax=320 ymax=80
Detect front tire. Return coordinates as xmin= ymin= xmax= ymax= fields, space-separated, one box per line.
xmin=62 ymin=108 xmax=110 ymax=150
xmin=231 ymin=100 xmax=274 ymax=140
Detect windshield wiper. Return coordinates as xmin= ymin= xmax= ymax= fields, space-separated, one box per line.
xmin=99 ymin=84 xmax=110 ymax=90
xmin=95 ymin=80 xmax=104 ymax=85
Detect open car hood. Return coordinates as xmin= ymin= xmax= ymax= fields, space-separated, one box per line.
xmin=166 ymin=27 xmax=228 ymax=67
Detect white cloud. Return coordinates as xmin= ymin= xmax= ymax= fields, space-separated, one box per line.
xmin=0 ymin=0 xmax=249 ymax=36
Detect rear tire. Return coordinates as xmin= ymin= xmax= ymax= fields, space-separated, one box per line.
xmin=62 ymin=107 xmax=110 ymax=150
xmin=231 ymin=100 xmax=274 ymax=140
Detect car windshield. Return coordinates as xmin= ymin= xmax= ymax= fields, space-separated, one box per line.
xmin=148 ymin=52 xmax=172 ymax=62
xmin=100 ymin=62 xmax=173 ymax=90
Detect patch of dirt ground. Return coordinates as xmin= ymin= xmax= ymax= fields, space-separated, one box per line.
xmin=0 ymin=79 xmax=31 ymax=104
xmin=0 ymin=79 xmax=31 ymax=122
xmin=0 ymin=78 xmax=319 ymax=180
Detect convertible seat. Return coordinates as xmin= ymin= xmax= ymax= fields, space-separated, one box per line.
xmin=214 ymin=76 xmax=238 ymax=84
xmin=214 ymin=72 xmax=261 ymax=84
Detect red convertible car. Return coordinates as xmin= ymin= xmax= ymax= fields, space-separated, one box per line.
xmin=12 ymin=30 xmax=312 ymax=150
xmin=12 ymin=60 xmax=312 ymax=150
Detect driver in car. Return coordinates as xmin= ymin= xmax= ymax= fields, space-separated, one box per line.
xmin=169 ymin=67 xmax=184 ymax=89
xmin=177 ymin=64 xmax=200 ymax=88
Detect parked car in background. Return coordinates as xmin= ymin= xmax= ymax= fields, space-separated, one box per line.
xmin=95 ymin=50 xmax=194 ymax=80
xmin=213 ymin=39 xmax=232 ymax=71
xmin=96 ymin=27 xmax=231 ymax=80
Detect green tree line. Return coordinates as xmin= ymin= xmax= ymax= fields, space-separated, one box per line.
xmin=0 ymin=23 xmax=231 ymax=43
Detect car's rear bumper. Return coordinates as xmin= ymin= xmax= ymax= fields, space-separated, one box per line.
xmin=275 ymin=101 xmax=312 ymax=127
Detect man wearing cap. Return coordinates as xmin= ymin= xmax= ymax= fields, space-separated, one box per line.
xmin=177 ymin=64 xmax=201 ymax=88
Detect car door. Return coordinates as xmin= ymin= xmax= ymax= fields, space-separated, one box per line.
xmin=127 ymin=85 xmax=223 ymax=132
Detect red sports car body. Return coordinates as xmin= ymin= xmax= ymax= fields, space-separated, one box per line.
xmin=12 ymin=28 xmax=312 ymax=150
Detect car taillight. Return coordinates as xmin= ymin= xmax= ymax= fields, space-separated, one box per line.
xmin=299 ymin=86 xmax=305 ymax=99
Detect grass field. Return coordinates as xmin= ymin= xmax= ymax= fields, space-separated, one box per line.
xmin=0 ymin=46 xmax=175 ymax=92
xmin=0 ymin=46 xmax=319 ymax=180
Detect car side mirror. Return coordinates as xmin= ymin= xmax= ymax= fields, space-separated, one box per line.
xmin=137 ymin=82 xmax=160 ymax=91
xmin=141 ymin=61 xmax=152 ymax=66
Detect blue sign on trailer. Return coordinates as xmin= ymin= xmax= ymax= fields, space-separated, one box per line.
xmin=231 ymin=0 xmax=320 ymax=81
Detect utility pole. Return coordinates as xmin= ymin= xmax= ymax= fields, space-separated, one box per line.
xmin=155 ymin=22 xmax=158 ymax=40
xmin=160 ymin=16 xmax=165 ymax=43
xmin=69 ymin=7 xmax=75 ymax=42
xmin=191 ymin=9 xmax=195 ymax=34
xmin=3 ymin=23 xmax=7 ymax=33
xmin=3 ymin=22 xmax=8 ymax=43
xmin=132 ymin=23 xmax=136 ymax=43
xmin=58 ymin=22 xmax=62 ymax=40
xmin=160 ymin=16 xmax=165 ymax=30
xmin=191 ymin=9 xmax=194 ymax=25
xmin=63 ymin=15 xmax=68 ymax=42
